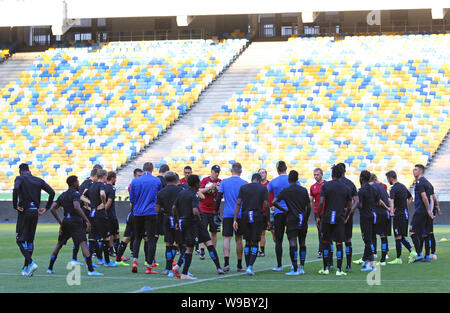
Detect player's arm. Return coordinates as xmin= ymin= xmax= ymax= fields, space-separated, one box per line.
xmin=197 ymin=191 xmax=205 ymax=201
xmin=105 ymin=197 xmax=113 ymax=211
xmin=432 ymin=194 xmax=441 ymax=215
xmin=80 ymin=188 xmax=91 ymax=208
xmin=49 ymin=201 xmax=63 ymax=226
xmin=40 ymin=180 xmax=55 ymax=214
xmin=198 ymin=179 xmax=211 ymax=194
xmin=305 ymin=193 xmax=312 ymax=222
xmin=264 ymin=199 xmax=270 ymax=225
xmin=73 ymin=199 xmax=91 ymax=233
xmin=193 ymin=206 xmax=201 ymax=223
xmin=156 ymin=192 xmax=162 ymax=214
xmin=345 ymin=199 xmax=359 ymax=223
xmin=420 ymin=191 xmax=432 ymax=218
xmin=271 ymin=197 xmax=287 ymax=213
xmin=389 ymin=198 xmax=395 ymax=216
xmin=12 ymin=176 xmax=23 ymax=212
xmin=317 ymin=196 xmax=325 ymax=226
xmin=379 ymin=199 xmax=389 ymax=211
xmin=233 ymin=197 xmax=242 ymax=231
xmin=98 ymin=189 xmax=107 ymax=210
xmin=309 ymin=194 xmax=315 ymax=215
xmin=214 ymin=192 xmax=223 ymax=214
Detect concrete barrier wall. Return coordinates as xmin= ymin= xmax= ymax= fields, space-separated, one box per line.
xmin=1 ymin=201 xmax=450 ymax=224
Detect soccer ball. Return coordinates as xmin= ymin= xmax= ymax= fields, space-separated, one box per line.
xmin=205 ymin=182 xmax=216 ymax=194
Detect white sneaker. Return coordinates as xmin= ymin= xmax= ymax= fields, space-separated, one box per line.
xmin=272 ymin=266 xmax=283 ymax=272
xmin=26 ymin=262 xmax=38 ymax=277
xmin=181 ymin=274 xmax=197 ymax=280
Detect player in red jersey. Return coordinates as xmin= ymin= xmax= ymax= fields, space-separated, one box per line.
xmin=258 ymin=168 xmax=274 ymax=256
xmin=198 ymin=165 xmax=222 ymax=258
xmin=310 ymin=168 xmax=326 ymax=258
xmin=179 ymin=166 xmax=192 ymax=185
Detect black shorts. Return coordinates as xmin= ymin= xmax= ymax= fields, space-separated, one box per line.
xmin=360 ymin=216 xmax=374 ymax=244
xmin=321 ymin=222 xmax=345 ymax=243
xmin=274 ymin=213 xmax=287 ymax=241
xmin=261 ymin=214 xmax=268 ymax=232
xmin=109 ymin=218 xmax=119 ymax=236
xmin=425 ymin=215 xmax=434 ymax=235
xmin=123 ymin=212 xmax=135 ymax=238
xmin=222 ymin=217 xmax=243 ymax=237
xmin=344 ymin=214 xmax=353 ymax=242
xmin=134 ymin=214 xmax=158 ymax=239
xmin=374 ymin=210 xmax=392 ymax=236
xmin=163 ymin=215 xmax=180 ymax=244
xmin=393 ymin=215 xmax=409 ymax=237
xmin=286 ymin=226 xmax=308 ymax=241
xmin=58 ymin=219 xmax=87 ymax=246
xmin=16 ymin=210 xmax=38 ymax=242
xmin=156 ymin=214 xmax=165 ymax=236
xmin=200 ymin=212 xmax=221 ymax=233
xmin=94 ymin=217 xmax=111 ymax=239
xmin=197 ymin=219 xmax=212 ymax=243
xmin=411 ymin=212 xmax=428 ymax=236
xmin=87 ymin=216 xmax=97 ymax=240
xmin=178 ymin=219 xmax=197 ymax=247
xmin=242 ymin=220 xmax=262 ymax=242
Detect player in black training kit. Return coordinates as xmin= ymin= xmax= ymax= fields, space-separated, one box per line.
xmin=105 ymin=171 xmax=120 ymax=259
xmin=47 ymin=176 xmax=103 ymax=276
xmin=233 ymin=173 xmax=269 ymax=276
xmin=172 ymin=175 xmax=224 ymax=279
xmin=272 ymin=170 xmax=311 ymax=276
xmin=156 ymin=171 xmax=183 ymax=277
xmin=336 ymin=163 xmax=358 ymax=272
xmin=13 ymin=163 xmax=55 ymax=277
xmin=347 ymin=171 xmax=378 ymax=272
xmin=317 ymin=164 xmax=352 ymax=276
xmin=81 ymin=169 xmax=118 ymax=267
xmin=385 ymin=170 xmax=414 ymax=265
xmin=409 ymin=164 xmax=435 ymax=263
xmin=369 ymin=174 xmax=391 ymax=265
xmin=78 ymin=167 xmax=101 ymax=265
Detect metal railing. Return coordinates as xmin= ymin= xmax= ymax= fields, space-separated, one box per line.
xmin=259 ymin=22 xmax=449 ymax=38
xmin=94 ymin=28 xmax=210 ymax=43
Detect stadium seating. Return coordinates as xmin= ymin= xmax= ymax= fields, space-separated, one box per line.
xmin=0 ymin=49 xmax=10 ymax=62
xmin=0 ymin=39 xmax=248 ymax=190
xmin=164 ymin=34 xmax=450 ymax=189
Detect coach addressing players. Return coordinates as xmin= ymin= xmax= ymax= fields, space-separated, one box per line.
xmin=129 ymin=162 xmax=162 ymax=273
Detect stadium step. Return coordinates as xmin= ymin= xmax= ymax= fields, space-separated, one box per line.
xmin=0 ymin=52 xmax=41 ymax=90
xmin=424 ymin=129 xmax=450 ymax=201
xmin=115 ymin=41 xmax=287 ymax=190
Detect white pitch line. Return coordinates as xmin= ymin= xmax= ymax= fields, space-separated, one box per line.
xmin=130 ymin=252 xmax=364 ymax=293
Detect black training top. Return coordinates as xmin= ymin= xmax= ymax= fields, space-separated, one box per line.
xmin=389 ymin=182 xmax=412 ymax=218
xmin=358 ymin=183 xmax=380 ymax=220
xmin=320 ymin=179 xmax=352 ymax=224
xmin=104 ymin=183 xmax=117 ymax=220
xmin=158 ymin=175 xmax=167 ymax=189
xmin=276 ymin=184 xmax=310 ymax=228
xmin=86 ymin=181 xmax=107 ymax=219
xmin=414 ymin=177 xmax=434 ymax=214
xmin=174 ymin=188 xmax=200 ymax=221
xmin=339 ymin=176 xmax=357 ymax=198
xmin=372 ymin=182 xmax=389 ymax=215
xmin=237 ymin=182 xmax=268 ymax=221
xmin=13 ymin=172 xmax=55 ymax=212
xmin=157 ymin=185 xmax=183 ymax=216
xmin=56 ymin=188 xmax=83 ymax=223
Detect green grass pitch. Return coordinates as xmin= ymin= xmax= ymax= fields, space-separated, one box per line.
xmin=1 ymin=223 xmax=449 ymax=293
